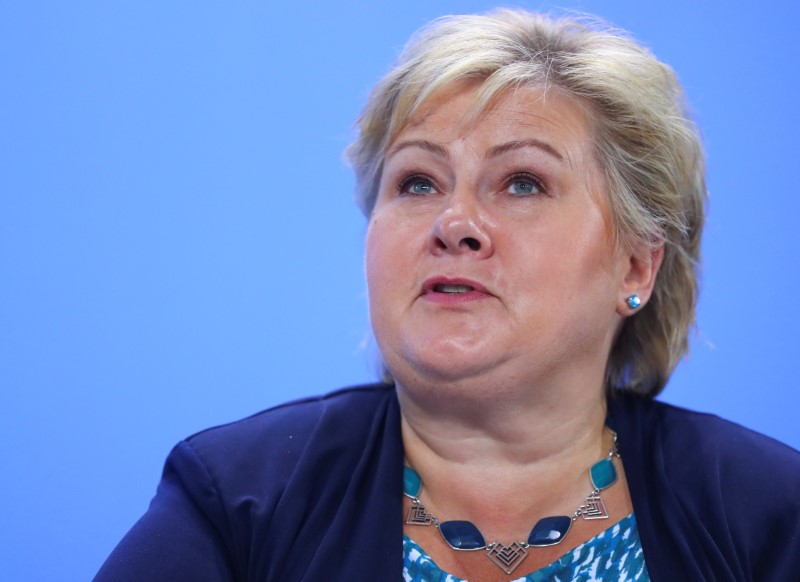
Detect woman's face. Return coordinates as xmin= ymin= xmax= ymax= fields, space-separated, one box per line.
xmin=366 ymin=83 xmax=636 ymax=389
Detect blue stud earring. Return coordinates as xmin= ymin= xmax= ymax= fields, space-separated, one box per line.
xmin=626 ymin=295 xmax=641 ymax=310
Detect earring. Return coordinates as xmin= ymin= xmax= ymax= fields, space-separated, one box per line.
xmin=626 ymin=295 xmax=642 ymax=310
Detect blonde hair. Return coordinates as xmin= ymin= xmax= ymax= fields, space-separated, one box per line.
xmin=346 ymin=9 xmax=706 ymax=396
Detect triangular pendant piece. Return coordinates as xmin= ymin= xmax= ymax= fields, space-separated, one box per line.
xmin=581 ymin=491 xmax=609 ymax=520
xmin=487 ymin=542 xmax=528 ymax=574
xmin=406 ymin=501 xmax=435 ymax=525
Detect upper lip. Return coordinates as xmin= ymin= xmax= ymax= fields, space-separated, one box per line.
xmin=421 ymin=276 xmax=492 ymax=296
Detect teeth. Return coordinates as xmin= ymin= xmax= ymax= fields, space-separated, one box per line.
xmin=435 ymin=284 xmax=474 ymax=294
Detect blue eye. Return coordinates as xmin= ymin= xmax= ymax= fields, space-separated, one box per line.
xmin=507 ymin=174 xmax=544 ymax=196
xmin=399 ymin=175 xmax=438 ymax=195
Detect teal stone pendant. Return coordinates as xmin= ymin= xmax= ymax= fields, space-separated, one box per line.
xmin=589 ymin=457 xmax=617 ymax=490
xmin=404 ymin=466 xmax=436 ymax=526
xmin=404 ymin=466 xmax=422 ymax=498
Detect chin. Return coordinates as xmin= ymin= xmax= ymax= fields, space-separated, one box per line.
xmin=395 ymin=344 xmax=506 ymax=386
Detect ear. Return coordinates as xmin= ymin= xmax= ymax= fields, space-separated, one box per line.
xmin=616 ymin=245 xmax=664 ymax=316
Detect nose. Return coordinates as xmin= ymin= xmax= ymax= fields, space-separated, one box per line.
xmin=430 ymin=195 xmax=493 ymax=258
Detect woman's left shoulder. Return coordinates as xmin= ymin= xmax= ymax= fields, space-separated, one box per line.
xmin=610 ymin=392 xmax=800 ymax=500
xmin=611 ymin=393 xmax=800 ymax=578
xmin=653 ymin=397 xmax=797 ymax=474
xmin=611 ymin=391 xmax=799 ymax=469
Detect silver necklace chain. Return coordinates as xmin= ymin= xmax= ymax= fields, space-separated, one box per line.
xmin=404 ymin=431 xmax=620 ymax=575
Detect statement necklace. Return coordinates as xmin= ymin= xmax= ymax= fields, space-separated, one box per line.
xmin=403 ymin=432 xmax=620 ymax=575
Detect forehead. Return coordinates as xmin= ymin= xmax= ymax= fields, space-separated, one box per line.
xmin=396 ymin=82 xmax=591 ymax=144
xmin=387 ymin=82 xmax=596 ymax=169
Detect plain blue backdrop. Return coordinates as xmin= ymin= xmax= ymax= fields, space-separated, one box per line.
xmin=2 ymin=1 xmax=798 ymax=579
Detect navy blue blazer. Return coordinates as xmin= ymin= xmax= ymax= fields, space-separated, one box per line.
xmin=96 ymin=384 xmax=800 ymax=581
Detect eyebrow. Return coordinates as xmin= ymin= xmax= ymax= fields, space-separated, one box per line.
xmin=385 ymin=139 xmax=449 ymax=161
xmin=486 ymin=139 xmax=564 ymax=162
xmin=385 ymin=137 xmax=565 ymax=163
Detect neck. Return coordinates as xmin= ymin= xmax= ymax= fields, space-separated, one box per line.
xmin=397 ymin=364 xmax=608 ymax=459
xmin=397 ymin=372 xmax=609 ymax=540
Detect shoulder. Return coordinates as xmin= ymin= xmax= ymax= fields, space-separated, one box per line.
xmin=185 ymin=383 xmax=395 ymax=448
xmin=162 ymin=383 xmax=401 ymax=556
xmin=175 ymin=383 xmax=398 ymax=480
xmin=610 ymin=393 xmax=800 ymax=577
xmin=610 ymin=393 xmax=800 ymax=481
xmin=100 ymin=384 xmax=403 ymax=580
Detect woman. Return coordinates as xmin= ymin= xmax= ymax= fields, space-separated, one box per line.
xmin=97 ymin=9 xmax=800 ymax=581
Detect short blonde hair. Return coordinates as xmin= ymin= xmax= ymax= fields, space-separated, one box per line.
xmin=346 ymin=9 xmax=706 ymax=396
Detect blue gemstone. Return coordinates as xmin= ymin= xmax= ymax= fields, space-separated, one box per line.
xmin=590 ymin=458 xmax=617 ymax=490
xmin=439 ymin=520 xmax=487 ymax=550
xmin=528 ymin=515 xmax=572 ymax=546
xmin=403 ymin=466 xmax=422 ymax=497
xmin=627 ymin=295 xmax=641 ymax=309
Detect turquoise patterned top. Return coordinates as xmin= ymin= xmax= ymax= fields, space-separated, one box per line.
xmin=403 ymin=513 xmax=650 ymax=581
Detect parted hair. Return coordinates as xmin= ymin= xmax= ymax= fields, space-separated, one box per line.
xmin=346 ymin=9 xmax=706 ymax=396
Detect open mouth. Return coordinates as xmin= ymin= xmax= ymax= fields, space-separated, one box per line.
xmin=434 ymin=283 xmax=475 ymax=294
xmin=422 ymin=278 xmax=489 ymax=299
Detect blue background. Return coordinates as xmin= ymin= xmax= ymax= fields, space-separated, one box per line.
xmin=2 ymin=1 xmax=798 ymax=579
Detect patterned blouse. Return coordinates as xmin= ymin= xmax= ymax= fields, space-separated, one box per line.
xmin=403 ymin=513 xmax=650 ymax=581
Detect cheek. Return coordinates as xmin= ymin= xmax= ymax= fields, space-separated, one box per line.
xmin=366 ymin=210 xmax=424 ymax=272
xmin=365 ymin=217 xmax=388 ymax=278
xmin=364 ymin=221 xmax=383 ymax=300
xmin=365 ymin=217 xmax=410 ymax=353
xmin=559 ymin=200 xmax=617 ymax=263
xmin=365 ymin=216 xmax=404 ymax=306
xmin=517 ymin=209 xmax=619 ymax=301
xmin=561 ymin=228 xmax=625 ymax=308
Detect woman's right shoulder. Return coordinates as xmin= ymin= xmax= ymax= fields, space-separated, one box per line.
xmin=96 ymin=384 xmax=401 ymax=580
xmin=175 ymin=382 xmax=397 ymax=472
